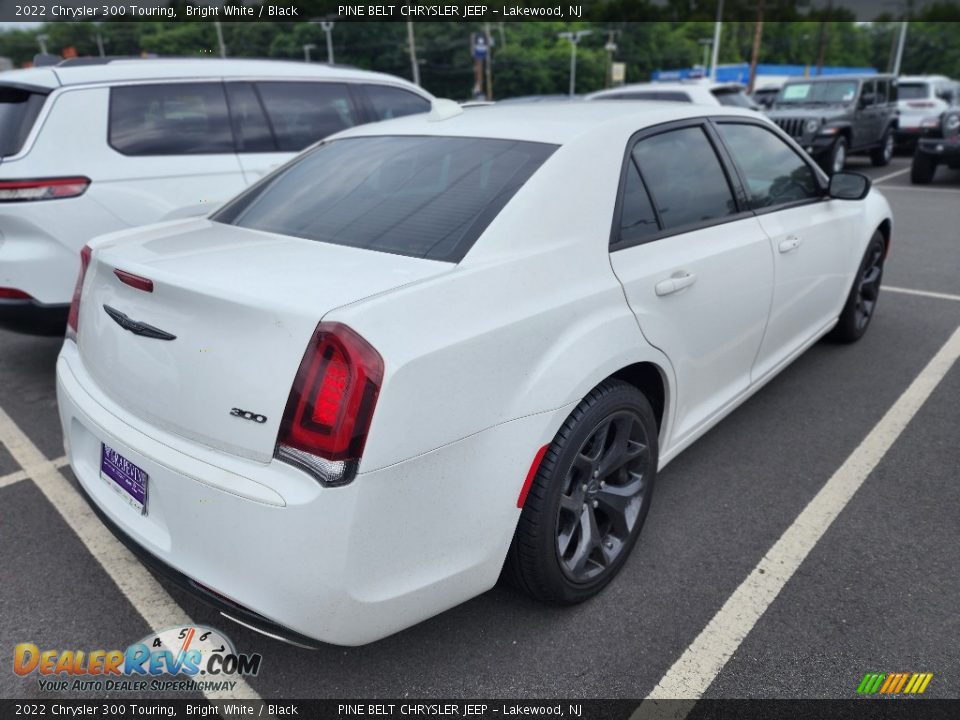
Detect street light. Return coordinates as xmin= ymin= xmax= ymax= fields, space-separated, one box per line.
xmin=558 ymin=30 xmax=592 ymax=97
xmin=320 ymin=21 xmax=335 ymax=64
xmin=698 ymin=38 xmax=713 ymax=74
xmin=37 ymin=34 xmax=49 ymax=55
xmin=303 ymin=43 xmax=317 ymax=63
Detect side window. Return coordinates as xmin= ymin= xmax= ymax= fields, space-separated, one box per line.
xmin=364 ymin=84 xmax=430 ymax=121
xmin=876 ymin=79 xmax=889 ymax=105
xmin=255 ymin=82 xmax=356 ymax=152
xmin=109 ymin=83 xmax=233 ymax=156
xmin=225 ymin=83 xmax=276 ymax=153
xmin=632 ymin=126 xmax=737 ymax=231
xmin=860 ymin=80 xmax=876 ymax=106
xmin=716 ymin=123 xmax=819 ymax=209
xmin=617 ymin=159 xmax=660 ymax=246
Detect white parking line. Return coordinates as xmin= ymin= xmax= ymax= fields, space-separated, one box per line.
xmin=886 ymin=286 xmax=960 ymax=303
xmin=644 ymin=325 xmax=960 ymax=701
xmin=0 ymin=455 xmax=67 ymax=489
xmin=0 ymin=407 xmax=263 ymax=703
xmin=872 ymin=167 xmax=911 ymax=184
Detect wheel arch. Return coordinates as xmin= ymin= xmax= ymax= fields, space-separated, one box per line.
xmin=608 ymin=362 xmax=668 ymax=431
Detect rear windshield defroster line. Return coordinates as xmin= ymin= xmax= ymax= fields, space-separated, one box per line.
xmin=213 ymin=135 xmax=558 ymax=263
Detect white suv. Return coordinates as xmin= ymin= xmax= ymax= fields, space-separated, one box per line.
xmin=0 ymin=58 xmax=432 ymax=334
xmin=588 ymin=80 xmax=759 ymax=109
xmin=895 ymin=74 xmax=958 ymax=147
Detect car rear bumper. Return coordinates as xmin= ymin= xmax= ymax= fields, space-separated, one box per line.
xmin=0 ymin=298 xmax=69 ymax=335
xmin=56 ymin=340 xmax=556 ymax=646
xmin=917 ymin=137 xmax=960 ymax=159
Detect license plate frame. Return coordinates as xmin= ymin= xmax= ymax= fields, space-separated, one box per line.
xmin=100 ymin=443 xmax=149 ymax=516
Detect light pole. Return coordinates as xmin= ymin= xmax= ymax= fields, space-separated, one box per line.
xmin=320 ymin=21 xmax=335 ymax=64
xmin=892 ymin=21 xmax=908 ymax=76
xmin=698 ymin=38 xmax=713 ymax=74
xmin=37 ymin=34 xmax=49 ymax=55
xmin=406 ymin=21 xmax=420 ymax=86
xmin=303 ymin=43 xmax=317 ymax=63
xmin=214 ymin=21 xmax=226 ymax=58
xmin=558 ymin=30 xmax=592 ymax=97
xmin=710 ymin=0 xmax=724 ymax=81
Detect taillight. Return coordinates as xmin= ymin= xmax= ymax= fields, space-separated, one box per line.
xmin=0 ymin=288 xmax=33 ymax=299
xmin=66 ymin=245 xmax=92 ymax=342
xmin=113 ymin=269 xmax=154 ymax=293
xmin=0 ymin=177 xmax=90 ymax=202
xmin=907 ymin=101 xmax=935 ymax=108
xmin=275 ymin=322 xmax=383 ymax=486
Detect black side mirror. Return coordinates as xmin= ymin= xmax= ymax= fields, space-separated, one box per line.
xmin=858 ymin=93 xmax=875 ymax=109
xmin=829 ymin=172 xmax=871 ymax=200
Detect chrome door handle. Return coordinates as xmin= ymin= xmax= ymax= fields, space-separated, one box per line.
xmin=655 ymin=271 xmax=697 ymax=297
xmin=778 ymin=235 xmax=802 ymax=253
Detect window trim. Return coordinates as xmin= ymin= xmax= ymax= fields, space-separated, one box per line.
xmin=107 ymin=81 xmax=235 ymax=157
xmin=609 ymin=117 xmax=754 ymax=252
xmin=224 ymin=81 xmax=278 ymax=154
xmin=708 ymin=116 xmax=829 ymax=218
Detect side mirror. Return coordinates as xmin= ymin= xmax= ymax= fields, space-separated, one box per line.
xmin=828 ymin=172 xmax=871 ymax=200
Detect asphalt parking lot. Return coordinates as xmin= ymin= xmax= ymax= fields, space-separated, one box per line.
xmin=1 ymin=155 xmax=958 ymax=702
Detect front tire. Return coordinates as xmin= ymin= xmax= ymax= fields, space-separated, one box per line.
xmin=911 ymin=151 xmax=937 ymax=184
xmin=506 ymin=380 xmax=658 ymax=604
xmin=870 ymin=128 xmax=894 ymax=167
xmin=828 ymin=231 xmax=885 ymax=343
xmin=820 ymin=136 xmax=848 ymax=175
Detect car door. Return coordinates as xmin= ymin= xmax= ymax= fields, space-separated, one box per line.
xmin=854 ymin=80 xmax=881 ymax=149
xmin=229 ymin=81 xmax=364 ymax=183
xmin=712 ymin=119 xmax=863 ymax=380
xmin=608 ymin=121 xmax=774 ymax=445
xmin=99 ymin=82 xmax=247 ymax=223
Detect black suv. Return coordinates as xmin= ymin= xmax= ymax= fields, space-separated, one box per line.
xmin=911 ymin=107 xmax=960 ymax=183
xmin=766 ymin=75 xmax=898 ymax=174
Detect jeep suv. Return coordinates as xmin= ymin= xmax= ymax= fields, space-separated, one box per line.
xmin=911 ymin=107 xmax=960 ymax=183
xmin=0 ymin=58 xmax=433 ymax=335
xmin=766 ymin=75 xmax=898 ymax=174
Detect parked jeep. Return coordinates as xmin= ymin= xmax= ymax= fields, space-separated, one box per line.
xmin=766 ymin=75 xmax=898 ymax=174
xmin=911 ymin=107 xmax=960 ymax=183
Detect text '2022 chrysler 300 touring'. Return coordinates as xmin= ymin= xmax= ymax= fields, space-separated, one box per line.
xmin=56 ymin=100 xmax=893 ymax=647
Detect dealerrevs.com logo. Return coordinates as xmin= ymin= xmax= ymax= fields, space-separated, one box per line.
xmin=13 ymin=626 xmax=262 ymax=693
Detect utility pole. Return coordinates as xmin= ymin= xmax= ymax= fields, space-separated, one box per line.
xmin=320 ymin=22 xmax=335 ymax=64
xmin=892 ymin=21 xmax=908 ymax=76
xmin=698 ymin=38 xmax=713 ymax=73
xmin=558 ymin=30 xmax=592 ymax=97
xmin=214 ymin=21 xmax=226 ymax=58
xmin=303 ymin=43 xmax=316 ymax=62
xmin=36 ymin=34 xmax=49 ymax=55
xmin=407 ymin=21 xmax=421 ymax=86
xmin=95 ymin=32 xmax=106 ymax=58
xmin=710 ymin=0 xmax=724 ymax=81
xmin=484 ymin=23 xmax=493 ymax=101
xmin=747 ymin=0 xmax=765 ymax=93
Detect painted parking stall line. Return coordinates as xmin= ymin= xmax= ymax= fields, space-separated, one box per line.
xmin=0 ymin=455 xmax=67 ymax=489
xmin=643 ymin=325 xmax=960 ymax=702
xmin=0 ymin=405 xmax=263 ymax=703
xmin=872 ymin=167 xmax=911 ymax=185
xmin=885 ymin=286 xmax=960 ymax=303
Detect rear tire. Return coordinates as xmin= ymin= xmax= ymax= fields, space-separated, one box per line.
xmin=828 ymin=231 xmax=885 ymax=344
xmin=911 ymin=152 xmax=937 ymax=184
xmin=505 ymin=380 xmax=658 ymax=605
xmin=870 ymin=128 xmax=894 ymax=167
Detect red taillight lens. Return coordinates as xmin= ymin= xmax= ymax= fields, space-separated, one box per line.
xmin=66 ymin=245 xmax=92 ymax=340
xmin=276 ymin=323 xmax=383 ymax=485
xmin=0 ymin=177 xmax=90 ymax=202
xmin=113 ymin=269 xmax=154 ymax=293
xmin=0 ymin=288 xmax=33 ymax=299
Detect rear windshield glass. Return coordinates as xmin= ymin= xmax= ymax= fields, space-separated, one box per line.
xmin=897 ymin=83 xmax=930 ymax=100
xmin=213 ymin=136 xmax=557 ymax=263
xmin=0 ymin=86 xmax=47 ymax=157
xmin=778 ymin=80 xmax=859 ymax=104
xmin=713 ymin=89 xmax=754 ymax=107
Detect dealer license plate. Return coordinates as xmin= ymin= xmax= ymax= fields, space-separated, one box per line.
xmin=100 ymin=443 xmax=148 ymax=516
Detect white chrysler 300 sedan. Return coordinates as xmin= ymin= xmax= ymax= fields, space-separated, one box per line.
xmin=56 ymin=101 xmax=892 ymax=646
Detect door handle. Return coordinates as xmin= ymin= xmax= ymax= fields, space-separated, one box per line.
xmin=655 ymin=271 xmax=697 ymax=297
xmin=778 ymin=235 xmax=802 ymax=253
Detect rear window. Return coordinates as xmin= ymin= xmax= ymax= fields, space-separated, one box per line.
xmin=713 ymin=89 xmax=755 ymax=108
xmin=109 ymin=83 xmax=233 ymax=156
xmin=898 ymin=83 xmax=930 ymax=100
xmin=0 ymin=86 xmax=47 ymax=157
xmin=363 ymin=84 xmax=430 ymax=121
xmin=213 ymin=136 xmax=556 ymax=263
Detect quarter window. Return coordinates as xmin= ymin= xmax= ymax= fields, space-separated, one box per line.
xmin=255 ymin=82 xmax=356 ymax=152
xmin=225 ymin=82 xmax=276 ymax=153
xmin=716 ymin=123 xmax=819 ymax=209
xmin=364 ymin=84 xmax=431 ymax=120
xmin=632 ymin=126 xmax=737 ymax=230
xmin=109 ymin=83 xmax=233 ymax=156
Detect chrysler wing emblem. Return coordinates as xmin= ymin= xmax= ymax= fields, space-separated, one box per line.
xmin=103 ymin=305 xmax=177 ymax=341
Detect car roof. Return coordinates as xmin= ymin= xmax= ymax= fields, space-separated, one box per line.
xmin=783 ymin=74 xmax=891 ymax=83
xmin=898 ymin=75 xmax=953 ymax=83
xmin=0 ymin=58 xmax=427 ymax=94
xmin=331 ymin=100 xmax=761 ymax=146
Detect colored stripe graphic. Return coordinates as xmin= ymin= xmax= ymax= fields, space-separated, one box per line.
xmin=857 ymin=672 xmax=932 ymax=694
